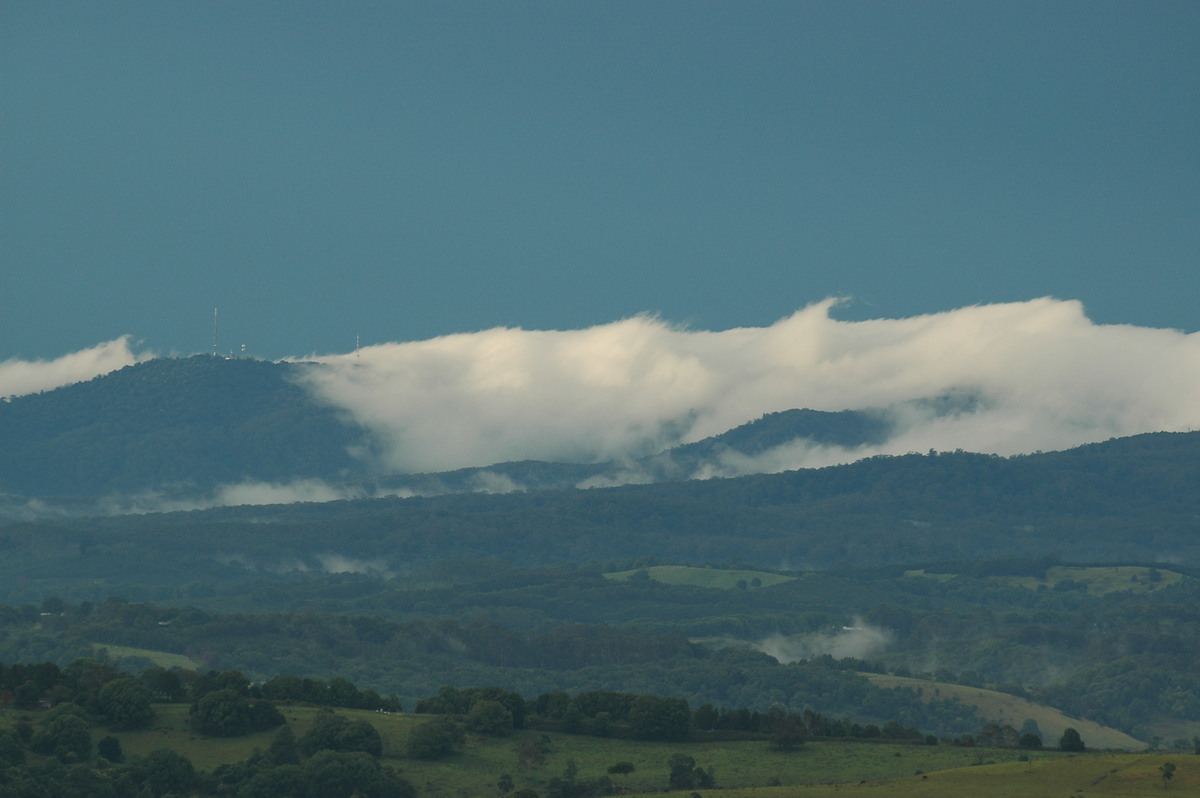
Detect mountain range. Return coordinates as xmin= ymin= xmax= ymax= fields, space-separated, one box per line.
xmin=0 ymin=354 xmax=959 ymax=508
xmin=0 ymin=356 xmax=1195 ymax=600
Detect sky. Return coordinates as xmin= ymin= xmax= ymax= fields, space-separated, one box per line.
xmin=3 ymin=1 xmax=1198 ymax=364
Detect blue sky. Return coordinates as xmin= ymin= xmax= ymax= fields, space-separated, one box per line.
xmin=3 ymin=1 xmax=1198 ymax=361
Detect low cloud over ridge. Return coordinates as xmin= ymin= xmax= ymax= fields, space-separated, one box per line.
xmin=299 ymin=298 xmax=1200 ymax=476
xmin=0 ymin=336 xmax=148 ymax=399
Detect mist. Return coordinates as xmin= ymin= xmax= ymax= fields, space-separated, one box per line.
xmin=298 ymin=298 xmax=1200 ymax=476
xmin=757 ymin=622 xmax=894 ymax=664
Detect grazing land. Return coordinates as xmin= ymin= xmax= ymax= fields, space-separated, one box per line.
xmin=77 ymin=705 xmax=1193 ymax=797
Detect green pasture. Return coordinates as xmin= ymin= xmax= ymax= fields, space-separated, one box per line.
xmin=905 ymin=565 xmax=1187 ymax=596
xmin=1003 ymin=565 xmax=1187 ymax=595
xmin=604 ymin=565 xmax=796 ymax=589
xmin=101 ymin=707 xmax=1062 ymax=794
xmin=667 ymin=753 xmax=1199 ymax=797
xmin=90 ymin=642 xmax=203 ymax=671
xmin=9 ymin=703 xmax=1191 ymax=796
xmin=386 ymin=726 xmax=1065 ymax=797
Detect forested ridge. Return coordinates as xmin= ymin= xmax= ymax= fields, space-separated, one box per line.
xmin=0 ymin=357 xmax=368 ymax=496
xmin=2 ymin=431 xmax=1197 ymax=598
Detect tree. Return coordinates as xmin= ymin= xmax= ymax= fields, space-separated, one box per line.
xmin=30 ymin=703 xmax=92 ymax=761
xmin=97 ymin=735 xmax=123 ymax=762
xmin=406 ymin=717 xmax=465 ymax=759
xmin=628 ymin=695 xmax=690 ymax=741
xmin=264 ymin=725 xmax=300 ymax=766
xmin=467 ymin=699 xmax=515 ymax=736
xmin=0 ymin=729 xmax=26 ymax=768
xmin=561 ymin=703 xmax=584 ymax=734
xmin=1058 ymin=727 xmax=1085 ymax=752
xmin=237 ymin=764 xmax=309 ymax=798
xmin=1018 ymin=733 xmax=1043 ymax=749
xmin=667 ymin=753 xmax=714 ymax=790
xmin=607 ymin=761 xmax=634 ymax=792
xmin=1159 ymin=761 xmax=1176 ymax=786
xmin=99 ymin=676 xmax=156 ymax=730
xmin=692 ymin=703 xmax=719 ymax=731
xmin=191 ymin=688 xmax=282 ymax=737
xmin=327 ymin=676 xmax=362 ymax=708
xmin=191 ymin=688 xmax=255 ymax=736
xmin=766 ymin=706 xmax=806 ymax=751
xmin=131 ymin=748 xmax=196 ymax=796
xmin=300 ymin=709 xmax=383 ymax=757
xmin=301 ymin=750 xmax=414 ymax=798
xmin=139 ymin=666 xmax=184 ymax=702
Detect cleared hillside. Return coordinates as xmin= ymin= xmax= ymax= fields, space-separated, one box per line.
xmin=864 ymin=674 xmax=1144 ymax=750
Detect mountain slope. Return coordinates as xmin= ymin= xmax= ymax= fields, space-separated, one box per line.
xmin=1 ymin=431 xmax=1196 ymax=597
xmin=0 ymin=355 xmax=899 ymax=502
xmin=0 ymin=356 xmax=369 ymax=497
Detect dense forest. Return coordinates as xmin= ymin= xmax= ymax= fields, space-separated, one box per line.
xmin=1 ymin=557 xmax=1197 ymax=742
xmin=1 ymin=429 xmax=1197 ymax=601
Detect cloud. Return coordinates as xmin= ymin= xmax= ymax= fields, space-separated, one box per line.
xmin=295 ymin=298 xmax=1200 ymax=475
xmin=315 ymin=554 xmax=392 ymax=577
xmin=89 ymin=479 xmax=371 ymax=516
xmin=0 ymin=336 xmax=149 ymax=398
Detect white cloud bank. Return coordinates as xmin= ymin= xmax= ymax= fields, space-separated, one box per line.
xmin=0 ymin=336 xmax=149 ymax=399
xmin=299 ymin=298 xmax=1200 ymax=476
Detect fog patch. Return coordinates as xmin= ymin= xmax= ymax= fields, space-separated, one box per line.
xmin=86 ymin=480 xmax=369 ymax=516
xmin=689 ymin=440 xmax=875 ymax=480
xmin=575 ymin=466 xmax=657 ymax=489
xmin=214 ymin=479 xmax=365 ymax=507
xmin=467 ymin=471 xmax=526 ymax=494
xmin=316 ymin=554 xmax=392 ymax=577
xmin=757 ymin=622 xmax=893 ymax=664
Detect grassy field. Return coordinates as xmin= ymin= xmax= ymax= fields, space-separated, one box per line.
xmin=903 ymin=565 xmax=1188 ymax=596
xmin=864 ymin=673 xmax=1145 ymax=750
xmin=99 ymin=706 xmax=1076 ymax=796
xmin=90 ymin=642 xmax=203 ymax=671
xmin=604 ymin=565 xmax=797 ymax=589
xmin=654 ymin=753 xmax=1199 ymax=797
xmin=5 ymin=704 xmax=1191 ymax=796
xmin=1002 ymin=565 xmax=1187 ymax=595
